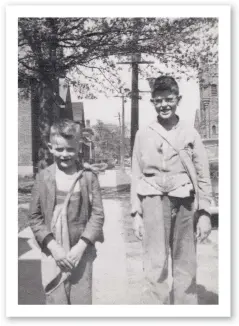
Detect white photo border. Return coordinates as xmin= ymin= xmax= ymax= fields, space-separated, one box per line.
xmin=6 ymin=4 xmax=231 ymax=317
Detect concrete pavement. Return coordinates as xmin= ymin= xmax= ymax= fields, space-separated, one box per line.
xmin=18 ymin=168 xmax=218 ymax=305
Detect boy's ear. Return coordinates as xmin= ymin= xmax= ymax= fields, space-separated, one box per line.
xmin=177 ymin=95 xmax=182 ymax=103
xmin=48 ymin=142 xmax=53 ymax=153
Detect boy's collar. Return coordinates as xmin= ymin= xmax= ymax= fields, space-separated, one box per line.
xmin=155 ymin=114 xmax=180 ymax=130
xmin=45 ymin=162 xmax=82 ymax=177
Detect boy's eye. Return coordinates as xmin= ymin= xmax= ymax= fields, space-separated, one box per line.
xmin=153 ymin=97 xmax=177 ymax=104
xmin=54 ymin=147 xmax=76 ymax=152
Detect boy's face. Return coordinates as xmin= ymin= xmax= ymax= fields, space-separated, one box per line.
xmin=48 ymin=135 xmax=80 ymax=171
xmin=151 ymin=90 xmax=181 ymax=120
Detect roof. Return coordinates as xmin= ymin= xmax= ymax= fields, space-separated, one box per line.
xmin=194 ymin=109 xmax=200 ymax=132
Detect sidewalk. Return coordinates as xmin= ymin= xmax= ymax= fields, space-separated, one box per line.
xmin=93 ymin=199 xmax=128 ymax=304
xmin=18 ymin=168 xmax=218 ymax=305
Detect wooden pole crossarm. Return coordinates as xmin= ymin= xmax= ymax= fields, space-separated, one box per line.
xmin=117 ymin=61 xmax=154 ymax=65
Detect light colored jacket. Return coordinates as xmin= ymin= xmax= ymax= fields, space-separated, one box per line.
xmin=131 ymin=119 xmax=212 ymax=215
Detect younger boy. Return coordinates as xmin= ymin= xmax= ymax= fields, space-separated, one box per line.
xmin=131 ymin=76 xmax=212 ymax=304
xmin=29 ymin=119 xmax=104 ymax=304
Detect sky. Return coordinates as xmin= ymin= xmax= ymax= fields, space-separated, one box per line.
xmin=69 ymin=59 xmax=200 ymax=129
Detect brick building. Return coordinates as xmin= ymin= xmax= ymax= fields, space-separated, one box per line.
xmin=18 ymin=88 xmax=32 ymax=167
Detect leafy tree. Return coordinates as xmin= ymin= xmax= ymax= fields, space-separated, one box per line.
xmin=18 ymin=17 xmax=218 ymax=170
xmin=92 ymin=120 xmax=130 ymax=162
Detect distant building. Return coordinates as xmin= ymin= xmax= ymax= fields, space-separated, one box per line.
xmin=71 ymin=102 xmax=95 ymax=163
xmin=72 ymin=102 xmax=85 ymax=128
xmin=195 ymin=64 xmax=218 ymax=139
xmin=194 ymin=64 xmax=218 ymax=163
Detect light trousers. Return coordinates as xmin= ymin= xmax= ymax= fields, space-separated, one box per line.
xmin=140 ymin=195 xmax=197 ymax=305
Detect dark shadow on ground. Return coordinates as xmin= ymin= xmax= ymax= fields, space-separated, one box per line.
xmin=18 ymin=237 xmax=32 ymax=257
xmin=168 ymin=285 xmax=218 ymax=305
xmin=197 ymin=284 xmax=219 ymax=304
xmin=18 ymin=208 xmax=30 ymax=232
xmin=18 ymin=260 xmax=45 ymax=305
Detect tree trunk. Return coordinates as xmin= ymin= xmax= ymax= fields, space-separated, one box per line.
xmin=37 ymin=84 xmax=56 ymax=171
xmin=33 ymin=18 xmax=66 ymax=173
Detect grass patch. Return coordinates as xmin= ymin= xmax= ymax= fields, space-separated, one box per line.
xmin=18 ymin=175 xmax=34 ymax=194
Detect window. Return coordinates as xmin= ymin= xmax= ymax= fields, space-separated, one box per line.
xmin=212 ymin=125 xmax=217 ymax=135
xmin=211 ymin=84 xmax=218 ymax=97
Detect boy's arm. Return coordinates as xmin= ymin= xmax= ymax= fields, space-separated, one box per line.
xmin=192 ymin=131 xmax=213 ymax=215
xmin=131 ymin=131 xmax=143 ymax=216
xmin=80 ymin=173 xmax=105 ymax=244
xmin=28 ymin=174 xmax=53 ymax=248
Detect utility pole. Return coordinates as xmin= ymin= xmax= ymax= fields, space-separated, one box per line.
xmin=117 ymin=53 xmax=153 ymax=155
xmin=114 ymin=89 xmax=130 ymax=170
xmin=117 ymin=112 xmax=122 ymax=166
xmin=121 ymin=96 xmax=125 ymax=170
xmin=117 ymin=112 xmax=121 ymax=128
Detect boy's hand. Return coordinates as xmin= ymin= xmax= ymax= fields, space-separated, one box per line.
xmin=196 ymin=214 xmax=212 ymax=243
xmin=133 ymin=213 xmax=145 ymax=241
xmin=47 ymin=240 xmax=74 ymax=271
xmin=67 ymin=240 xmax=87 ymax=267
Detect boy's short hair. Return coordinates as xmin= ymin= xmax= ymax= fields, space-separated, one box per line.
xmin=50 ymin=119 xmax=81 ymax=142
xmin=152 ymin=76 xmax=179 ymax=97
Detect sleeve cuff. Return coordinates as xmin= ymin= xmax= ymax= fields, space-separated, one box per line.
xmin=42 ymin=233 xmax=55 ymax=249
xmin=80 ymin=236 xmax=93 ymax=246
xmin=198 ymin=198 xmax=212 ymax=216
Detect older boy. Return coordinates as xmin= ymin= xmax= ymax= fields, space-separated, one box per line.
xmin=131 ymin=76 xmax=212 ymax=304
xmin=29 ymin=119 xmax=104 ymax=304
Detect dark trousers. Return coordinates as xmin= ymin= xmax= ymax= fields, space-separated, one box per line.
xmin=141 ymin=195 xmax=197 ymax=305
xmin=45 ymin=245 xmax=96 ymax=305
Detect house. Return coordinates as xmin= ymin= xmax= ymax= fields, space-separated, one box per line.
xmin=18 ymin=79 xmax=94 ymax=175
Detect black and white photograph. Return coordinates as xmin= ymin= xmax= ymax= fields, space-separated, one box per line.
xmin=5 ymin=4 xmax=231 ymax=318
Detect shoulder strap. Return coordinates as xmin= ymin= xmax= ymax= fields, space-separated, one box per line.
xmin=84 ymin=171 xmax=93 ymax=205
xmin=149 ymin=124 xmax=199 ymax=209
